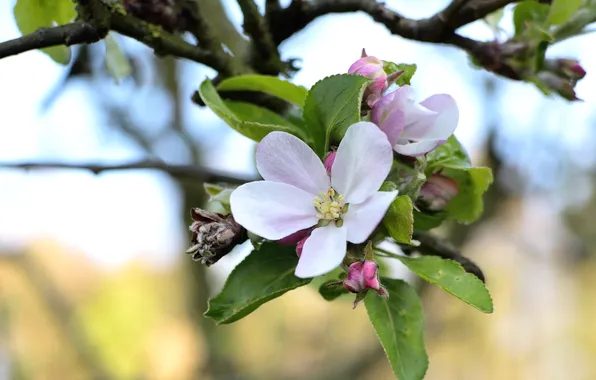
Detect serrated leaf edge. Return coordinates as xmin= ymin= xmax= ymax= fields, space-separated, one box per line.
xmin=397 ymin=256 xmax=494 ymax=313
xmin=204 ymin=251 xmax=310 ymax=324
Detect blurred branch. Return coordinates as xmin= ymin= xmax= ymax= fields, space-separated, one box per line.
xmin=270 ymin=0 xmax=518 ymax=44
xmin=0 ymin=160 xmax=256 ymax=184
xmin=401 ymin=231 xmax=486 ymax=282
xmin=109 ymin=11 xmax=242 ymax=76
xmin=236 ymin=0 xmax=283 ymax=74
xmin=0 ymin=22 xmax=105 ymax=60
xmin=0 ymin=0 xmax=245 ymax=76
xmin=265 ymin=0 xmax=282 ymax=19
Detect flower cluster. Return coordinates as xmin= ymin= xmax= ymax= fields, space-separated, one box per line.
xmin=191 ymin=50 xmax=463 ymax=302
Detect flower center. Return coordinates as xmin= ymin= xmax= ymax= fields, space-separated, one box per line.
xmin=313 ymin=188 xmax=347 ymax=226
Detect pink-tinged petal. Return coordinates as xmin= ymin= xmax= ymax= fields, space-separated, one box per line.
xmin=324 ymin=151 xmax=336 ymax=175
xmin=394 ymin=139 xmax=445 ymax=157
xmin=344 ymin=190 xmax=398 ymax=243
xmin=348 ymin=56 xmax=384 ymax=76
xmin=348 ymin=57 xmax=369 ymax=73
xmin=230 ymin=181 xmax=318 ymax=240
xmin=295 ymin=225 xmax=347 ymax=278
xmin=331 ymin=122 xmax=393 ymax=204
xmin=257 ymin=131 xmax=329 ymax=195
xmin=415 ymin=94 xmax=459 ymax=139
xmin=378 ymin=108 xmax=404 ymax=146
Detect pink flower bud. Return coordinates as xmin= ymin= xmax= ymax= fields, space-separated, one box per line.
xmin=324 ymin=151 xmax=336 ymax=175
xmin=277 ymin=228 xmax=310 ymax=245
xmin=343 ymin=260 xmax=387 ymax=297
xmin=295 ymin=234 xmax=309 ymax=257
xmin=348 ymin=49 xmax=388 ymax=107
xmin=537 ymin=71 xmax=581 ymax=101
xmin=548 ymin=58 xmax=586 ymax=80
xmin=419 ymin=174 xmax=459 ymax=211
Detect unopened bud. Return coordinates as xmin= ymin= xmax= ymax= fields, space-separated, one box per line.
xmin=419 ymin=174 xmax=459 ymax=211
xmin=295 ymin=234 xmax=309 ymax=257
xmin=546 ymin=58 xmax=586 ymax=81
xmin=186 ymin=208 xmax=245 ymax=265
xmin=348 ymin=49 xmax=388 ymax=107
xmin=343 ymin=260 xmax=388 ymax=299
xmin=537 ymin=71 xmax=581 ymax=101
xmin=324 ymin=151 xmax=336 ymax=175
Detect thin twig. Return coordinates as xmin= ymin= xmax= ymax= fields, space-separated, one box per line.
xmin=0 ymin=22 xmax=105 ymax=60
xmin=0 ymin=160 xmax=257 ymax=184
xmin=406 ymin=231 xmax=486 ymax=282
xmin=265 ymin=0 xmax=282 ymax=19
xmin=0 ymin=0 xmax=244 ymax=76
xmin=236 ymin=0 xmax=282 ymax=74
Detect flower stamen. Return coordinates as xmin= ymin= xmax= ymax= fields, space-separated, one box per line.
xmin=313 ymin=188 xmax=346 ymax=222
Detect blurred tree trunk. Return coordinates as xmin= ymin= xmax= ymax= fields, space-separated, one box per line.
xmin=160 ymin=54 xmax=243 ymax=378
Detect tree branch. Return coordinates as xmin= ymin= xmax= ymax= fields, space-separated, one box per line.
xmin=236 ymin=0 xmax=283 ymax=74
xmin=0 ymin=160 xmax=257 ymax=185
xmin=401 ymin=231 xmax=486 ymax=282
xmin=0 ymin=22 xmax=105 ymax=60
xmin=109 ymin=12 xmax=242 ymax=76
xmin=0 ymin=0 xmax=245 ymax=77
xmin=271 ymin=0 xmax=518 ymax=45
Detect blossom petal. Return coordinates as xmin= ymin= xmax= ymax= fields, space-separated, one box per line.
xmin=230 ymin=181 xmax=318 ymax=240
xmin=392 ymin=86 xmax=436 ymax=125
xmin=257 ymin=131 xmax=329 ymax=195
xmin=344 ymin=190 xmax=398 ymax=243
xmin=394 ymin=139 xmax=445 ymax=157
xmin=295 ymin=225 xmax=347 ymax=278
xmin=404 ymin=94 xmax=458 ymax=140
xmin=378 ymin=108 xmax=404 ymax=146
xmin=331 ymin=122 xmax=393 ymax=204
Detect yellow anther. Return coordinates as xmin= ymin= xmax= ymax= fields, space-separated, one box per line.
xmin=313 ymin=188 xmax=347 ymax=221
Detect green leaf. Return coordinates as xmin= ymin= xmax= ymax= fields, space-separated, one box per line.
xmin=217 ymin=75 xmax=308 ymax=107
xmin=549 ymin=0 xmax=582 ymax=25
xmin=426 ymin=135 xmax=471 ymax=170
xmin=365 ymin=279 xmax=428 ymax=380
xmin=394 ymin=256 xmax=493 ymax=313
xmin=104 ymin=34 xmax=132 ymax=84
xmin=425 ymin=136 xmax=492 ymax=224
xmin=198 ymin=79 xmax=306 ymax=142
xmin=383 ymin=195 xmax=414 ymax=244
xmin=205 ymin=243 xmax=311 ymax=324
xmin=412 ymin=210 xmax=446 ymax=231
xmin=513 ymin=1 xmax=551 ymax=37
xmin=204 ymin=183 xmax=225 ymax=197
xmin=534 ymin=40 xmax=549 ymax=72
xmin=383 ymin=62 xmax=417 ymax=86
xmin=318 ymin=280 xmax=349 ymax=301
xmin=443 ymin=167 xmax=493 ymax=223
xmin=302 ymin=74 xmax=370 ymax=156
xmin=224 ymin=101 xmax=301 ymax=130
xmin=13 ymin=0 xmax=76 ymax=64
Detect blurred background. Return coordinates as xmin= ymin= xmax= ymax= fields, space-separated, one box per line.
xmin=1 ymin=0 xmax=596 ymax=379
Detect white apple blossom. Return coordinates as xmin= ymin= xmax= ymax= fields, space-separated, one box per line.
xmin=230 ymin=122 xmax=398 ymax=278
